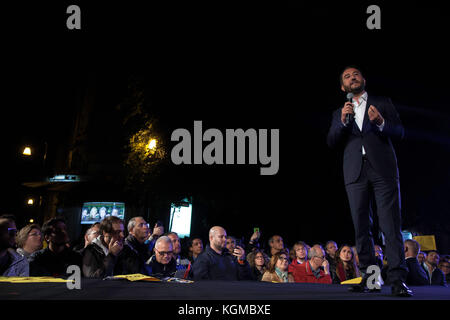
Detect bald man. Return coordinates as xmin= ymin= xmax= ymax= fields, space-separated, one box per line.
xmin=192 ymin=226 xmax=252 ymax=281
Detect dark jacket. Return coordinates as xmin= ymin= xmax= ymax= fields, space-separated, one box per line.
xmin=146 ymin=255 xmax=177 ymax=278
xmin=29 ymin=247 xmax=82 ymax=278
xmin=82 ymin=240 xmax=119 ymax=278
xmin=405 ymin=257 xmax=429 ymax=286
xmin=121 ymin=235 xmax=152 ymax=275
xmin=192 ymin=245 xmax=252 ymax=281
xmin=250 ymin=266 xmax=265 ymax=281
xmin=422 ymin=262 xmax=447 ymax=286
xmin=327 ymin=95 xmax=404 ymax=185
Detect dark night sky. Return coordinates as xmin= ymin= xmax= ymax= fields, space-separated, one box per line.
xmin=3 ymin=3 xmax=450 ymax=250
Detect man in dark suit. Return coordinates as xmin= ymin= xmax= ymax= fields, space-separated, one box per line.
xmin=404 ymin=239 xmax=429 ymax=286
xmin=422 ymin=250 xmax=447 ymax=286
xmin=327 ymin=66 xmax=412 ymax=297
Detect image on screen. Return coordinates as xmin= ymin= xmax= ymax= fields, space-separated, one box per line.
xmin=169 ymin=203 xmax=192 ymax=238
xmin=81 ymin=202 xmax=125 ymax=224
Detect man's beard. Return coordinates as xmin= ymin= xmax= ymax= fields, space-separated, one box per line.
xmin=345 ymin=81 xmax=365 ymax=94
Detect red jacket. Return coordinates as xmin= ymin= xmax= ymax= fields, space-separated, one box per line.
xmin=288 ymin=259 xmax=305 ymax=282
xmin=289 ymin=261 xmax=332 ymax=284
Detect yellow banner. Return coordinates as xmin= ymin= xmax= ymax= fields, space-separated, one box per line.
xmin=0 ymin=276 xmax=71 ymax=283
xmin=413 ymin=235 xmax=437 ymax=251
xmin=113 ymin=274 xmax=161 ymax=282
xmin=340 ymin=277 xmax=362 ymax=284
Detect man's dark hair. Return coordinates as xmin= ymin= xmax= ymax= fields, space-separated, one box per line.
xmin=42 ymin=217 xmax=66 ymax=237
xmin=99 ymin=216 xmax=123 ymax=234
xmin=268 ymin=235 xmax=282 ymax=245
xmin=339 ymin=65 xmax=363 ymax=85
xmin=188 ymin=237 xmax=202 ymax=248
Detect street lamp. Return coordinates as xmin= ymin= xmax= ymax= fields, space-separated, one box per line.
xmin=146 ymin=139 xmax=157 ymax=152
xmin=23 ymin=146 xmax=32 ymax=156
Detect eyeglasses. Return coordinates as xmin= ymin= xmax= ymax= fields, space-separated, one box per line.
xmin=28 ymin=232 xmax=42 ymax=237
xmin=156 ymin=250 xmax=173 ymax=256
xmin=255 ymin=256 xmax=264 ymax=260
xmin=279 ymin=257 xmax=289 ymax=262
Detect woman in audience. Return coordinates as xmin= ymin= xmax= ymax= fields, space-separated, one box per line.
xmin=261 ymin=250 xmax=294 ymax=283
xmin=330 ymin=245 xmax=361 ymax=284
xmin=16 ymin=224 xmax=43 ymax=261
xmin=247 ymin=249 xmax=269 ymax=281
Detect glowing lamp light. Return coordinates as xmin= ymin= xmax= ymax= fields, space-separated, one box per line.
xmin=29 ymin=219 xmax=34 ymax=223
xmin=23 ymin=147 xmax=32 ymax=156
xmin=27 ymin=198 xmax=34 ymax=206
xmin=147 ymin=139 xmax=157 ymax=151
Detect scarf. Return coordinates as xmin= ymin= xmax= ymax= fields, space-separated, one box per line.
xmin=275 ymin=267 xmax=289 ymax=282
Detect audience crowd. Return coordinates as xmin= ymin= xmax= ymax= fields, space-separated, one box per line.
xmin=0 ymin=213 xmax=448 ymax=288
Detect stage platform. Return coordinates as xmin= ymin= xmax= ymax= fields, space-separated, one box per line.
xmin=1 ymin=279 xmax=448 ymax=300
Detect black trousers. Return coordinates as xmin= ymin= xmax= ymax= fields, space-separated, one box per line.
xmin=345 ymin=157 xmax=407 ymax=283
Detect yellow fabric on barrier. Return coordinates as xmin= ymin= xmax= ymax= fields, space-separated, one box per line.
xmin=0 ymin=276 xmax=71 ymax=283
xmin=413 ymin=235 xmax=437 ymax=251
xmin=340 ymin=277 xmax=362 ymax=284
xmin=113 ymin=274 xmax=161 ymax=282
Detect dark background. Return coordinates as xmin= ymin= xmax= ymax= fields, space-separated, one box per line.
xmin=2 ymin=2 xmax=449 ymax=252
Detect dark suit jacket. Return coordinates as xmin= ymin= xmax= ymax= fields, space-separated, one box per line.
xmin=327 ymin=95 xmax=404 ymax=185
xmin=422 ymin=263 xmax=447 ymax=286
xmin=405 ymin=257 xmax=429 ymax=286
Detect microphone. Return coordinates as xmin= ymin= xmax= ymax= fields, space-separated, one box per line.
xmin=345 ymin=92 xmax=354 ymax=125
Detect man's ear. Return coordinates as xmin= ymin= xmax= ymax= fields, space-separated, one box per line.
xmin=341 ymin=85 xmax=346 ymax=92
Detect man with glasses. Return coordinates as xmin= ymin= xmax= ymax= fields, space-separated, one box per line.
xmin=29 ymin=217 xmax=82 ymax=277
xmin=0 ymin=218 xmax=29 ymax=276
xmin=146 ymin=235 xmax=177 ymax=278
xmin=192 ymin=226 xmax=252 ymax=281
xmin=291 ymin=245 xmax=332 ymax=284
xmin=82 ymin=216 xmax=125 ymax=278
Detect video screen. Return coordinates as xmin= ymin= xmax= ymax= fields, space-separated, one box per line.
xmin=168 ymin=203 xmax=192 ymax=238
xmin=81 ymin=202 xmax=125 ymax=224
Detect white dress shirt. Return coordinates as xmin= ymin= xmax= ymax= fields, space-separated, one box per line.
xmin=353 ymin=92 xmax=368 ymax=155
xmin=343 ymin=92 xmax=385 ymax=155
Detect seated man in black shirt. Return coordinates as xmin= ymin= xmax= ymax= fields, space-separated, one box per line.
xmin=29 ymin=217 xmax=82 ymax=277
xmin=192 ymin=226 xmax=252 ymax=281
